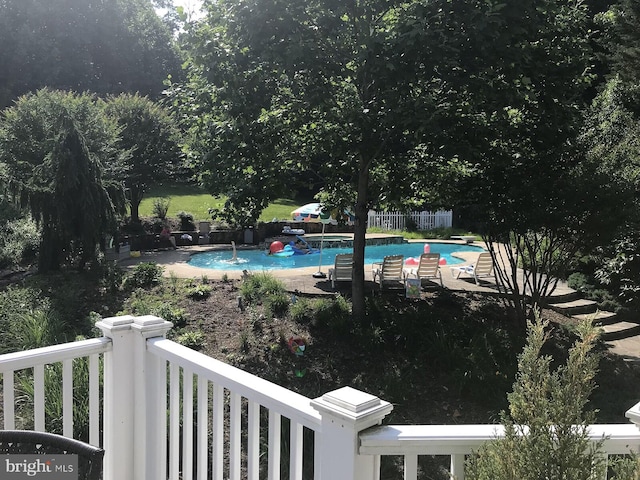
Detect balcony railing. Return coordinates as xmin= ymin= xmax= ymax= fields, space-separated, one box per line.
xmin=1 ymin=314 xmax=639 ymax=480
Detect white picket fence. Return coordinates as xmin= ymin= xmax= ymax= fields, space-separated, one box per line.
xmin=368 ymin=210 xmax=452 ymax=231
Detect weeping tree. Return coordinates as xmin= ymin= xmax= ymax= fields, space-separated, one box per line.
xmin=0 ymin=89 xmax=126 ymax=272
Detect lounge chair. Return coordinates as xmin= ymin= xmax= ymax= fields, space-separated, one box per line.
xmin=450 ymin=252 xmax=494 ymax=285
xmin=328 ymin=253 xmax=353 ymax=289
xmin=405 ymin=253 xmax=443 ymax=287
xmin=372 ymin=255 xmax=405 ymax=290
xmin=0 ymin=430 xmax=104 ymax=480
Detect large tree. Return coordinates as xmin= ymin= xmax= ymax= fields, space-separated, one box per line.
xmin=104 ymin=93 xmax=183 ymax=223
xmin=170 ymin=0 xmax=471 ymax=318
xmin=172 ymin=0 xmax=608 ymax=319
xmin=0 ymin=89 xmax=126 ymax=272
xmin=0 ymin=0 xmax=181 ymax=108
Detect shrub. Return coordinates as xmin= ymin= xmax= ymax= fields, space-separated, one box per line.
xmin=290 ymin=297 xmax=314 ymax=323
xmin=312 ymin=295 xmax=351 ymax=332
xmin=177 ymin=331 xmax=206 ymax=350
xmin=123 ymin=262 xmax=164 ymax=289
xmin=177 ymin=211 xmax=196 ymax=231
xmin=152 ymin=197 xmax=171 ymax=220
xmin=240 ymin=273 xmax=286 ymax=304
xmin=465 ymin=316 xmax=606 ymax=479
xmin=264 ymin=292 xmax=290 ymax=318
xmin=154 ymin=304 xmax=189 ymax=328
xmin=98 ymin=260 xmax=124 ymax=292
xmin=567 ymin=272 xmax=593 ymax=292
xmin=0 ymin=217 xmax=40 ymax=269
xmin=186 ymin=284 xmax=212 ymax=300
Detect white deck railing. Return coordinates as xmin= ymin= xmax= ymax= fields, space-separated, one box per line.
xmin=1 ymin=315 xmax=639 ymax=480
xmin=368 ymin=210 xmax=453 ymax=231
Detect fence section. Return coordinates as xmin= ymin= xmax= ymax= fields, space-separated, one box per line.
xmin=0 ymin=337 xmax=110 ymax=446
xmin=147 ymin=336 xmax=323 ymax=480
xmin=368 ymin=210 xmax=452 ymax=231
xmin=359 ymin=423 xmax=640 ymax=480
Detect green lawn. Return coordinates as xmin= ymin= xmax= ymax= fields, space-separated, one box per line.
xmin=138 ymin=185 xmax=307 ymax=222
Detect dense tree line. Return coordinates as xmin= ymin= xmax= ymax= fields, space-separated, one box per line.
xmin=0 ymin=0 xmax=182 ymax=109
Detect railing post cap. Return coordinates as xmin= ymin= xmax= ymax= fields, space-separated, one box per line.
xmin=96 ymin=315 xmax=136 ymax=333
xmin=311 ymin=386 xmax=393 ymax=428
xmin=131 ymin=315 xmax=173 ymax=337
xmin=625 ymin=401 xmax=640 ymax=429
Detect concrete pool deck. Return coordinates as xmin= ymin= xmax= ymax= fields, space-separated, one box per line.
xmin=117 ymin=236 xmax=496 ymax=293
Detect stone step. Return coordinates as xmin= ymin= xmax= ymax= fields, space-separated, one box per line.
xmin=548 ymin=298 xmax=598 ymax=316
xmin=599 ymin=322 xmax=640 ymax=342
xmin=573 ymin=310 xmax=618 ymax=326
xmin=543 ymin=290 xmax=582 ymax=305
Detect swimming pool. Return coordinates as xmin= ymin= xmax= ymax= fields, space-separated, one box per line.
xmin=188 ymin=242 xmax=484 ymax=271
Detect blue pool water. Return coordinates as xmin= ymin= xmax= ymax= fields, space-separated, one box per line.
xmin=188 ymin=242 xmax=484 ymax=271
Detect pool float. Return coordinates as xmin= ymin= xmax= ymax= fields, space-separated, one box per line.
xmin=268 ymin=242 xmax=295 ymax=257
xmin=289 ymin=237 xmax=320 ymax=255
xmin=405 ymin=257 xmax=419 ymax=266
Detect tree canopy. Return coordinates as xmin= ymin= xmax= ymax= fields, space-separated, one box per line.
xmin=170 ymin=0 xmax=609 ymax=319
xmin=104 ymin=93 xmax=183 ymax=223
xmin=0 ymin=0 xmax=181 ymax=108
xmin=0 ymin=89 xmax=126 ymax=272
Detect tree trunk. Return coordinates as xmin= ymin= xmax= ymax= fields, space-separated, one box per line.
xmin=129 ymin=187 xmax=143 ymax=223
xmin=351 ymin=158 xmax=370 ymax=320
xmin=38 ymin=225 xmax=61 ymax=273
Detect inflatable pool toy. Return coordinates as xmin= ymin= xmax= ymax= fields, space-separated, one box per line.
xmin=271 ymin=244 xmax=295 ymax=257
xmin=269 ymin=241 xmax=284 ymax=254
xmin=282 ymin=226 xmax=306 ymax=235
xmin=288 ymin=236 xmax=320 ymax=255
xmin=405 ymin=257 xmax=419 ymax=266
xmin=424 ymin=244 xmax=430 ymax=253
xmin=439 ymin=258 xmax=447 ymax=265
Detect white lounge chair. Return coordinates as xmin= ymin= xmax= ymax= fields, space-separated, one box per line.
xmin=372 ymin=255 xmax=405 ymax=290
xmin=405 ymin=253 xmax=443 ymax=287
xmin=328 ymin=253 xmax=353 ymax=289
xmin=450 ymin=252 xmax=494 ymax=285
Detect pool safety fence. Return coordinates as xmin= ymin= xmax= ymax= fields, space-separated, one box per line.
xmin=368 ymin=210 xmax=453 ymax=231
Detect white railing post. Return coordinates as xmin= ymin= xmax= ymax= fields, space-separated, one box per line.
xmin=131 ymin=315 xmax=173 ymax=480
xmin=96 ymin=315 xmax=136 ymax=480
xmin=311 ymin=387 xmax=393 ymax=480
xmin=626 ymin=402 xmax=640 ymax=431
xmin=96 ymin=315 xmax=172 ymax=480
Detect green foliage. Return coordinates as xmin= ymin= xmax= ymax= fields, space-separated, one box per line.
xmin=0 ymin=216 xmax=39 ymax=269
xmin=264 ymin=292 xmax=290 ymax=319
xmin=0 ymin=88 xmax=126 ymax=272
xmin=154 ymin=304 xmax=189 ymax=328
xmin=10 ymin=310 xmax=69 ymax=350
xmin=311 ymin=295 xmax=351 ymax=333
xmin=176 ymin=211 xmax=196 ymax=231
xmin=240 ymin=273 xmax=286 ymax=305
xmin=465 ymin=317 xmax=605 ymax=480
xmin=152 ymin=197 xmax=171 ymax=220
xmin=103 ymin=93 xmax=182 ymax=223
xmin=0 ymin=0 xmax=180 ymax=108
xmin=176 ymin=330 xmax=206 ymax=350
xmin=186 ymin=284 xmax=212 ymax=300
xmin=123 ymin=262 xmax=164 ymax=289
xmin=289 ymin=297 xmax=314 ymax=323
xmin=16 ymin=357 xmax=99 ymax=441
xmin=97 ymin=260 xmax=125 ymax=293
